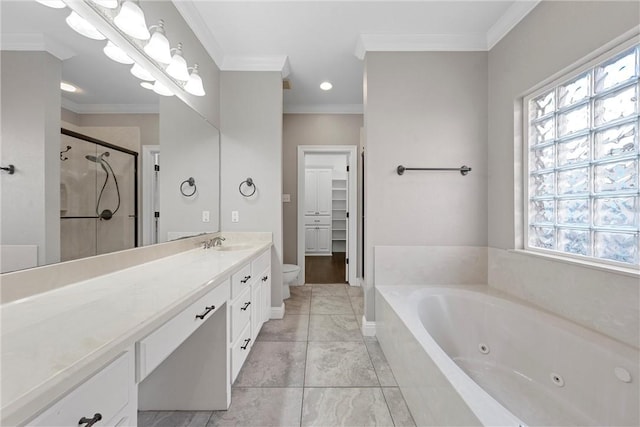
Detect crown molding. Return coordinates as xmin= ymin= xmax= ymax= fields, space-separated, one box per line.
xmin=1 ymin=33 xmax=75 ymax=61
xmin=171 ymin=0 xmax=225 ymax=68
xmin=284 ymin=104 xmax=363 ymax=114
xmin=62 ymin=97 xmax=159 ymax=114
xmin=222 ymin=55 xmax=291 ymax=78
xmin=355 ymin=33 xmax=487 ymax=59
xmin=486 ymin=0 xmax=541 ymax=50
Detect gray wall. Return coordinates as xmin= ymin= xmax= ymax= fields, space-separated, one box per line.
xmin=1 ymin=51 xmax=61 ymax=265
xmin=282 ymin=114 xmax=363 ymax=270
xmin=487 ymin=1 xmax=639 ymax=347
xmin=221 ymin=71 xmax=284 ymax=310
xmin=158 ymin=96 xmax=220 ymax=240
xmin=364 ymin=51 xmax=488 ymax=319
xmin=488 ymin=0 xmax=640 ymax=249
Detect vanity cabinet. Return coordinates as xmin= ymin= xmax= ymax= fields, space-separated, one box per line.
xmin=30 ymin=350 xmax=137 ymax=427
xmin=229 ymin=249 xmax=271 ymax=383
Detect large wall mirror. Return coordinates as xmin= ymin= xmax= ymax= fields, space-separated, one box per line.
xmin=0 ymin=0 xmax=220 ymax=273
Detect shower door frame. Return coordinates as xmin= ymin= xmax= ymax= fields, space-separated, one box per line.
xmin=61 ymin=128 xmax=139 ymax=248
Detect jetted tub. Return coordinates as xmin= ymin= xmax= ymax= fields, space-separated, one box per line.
xmin=375 ymin=285 xmax=639 ymax=426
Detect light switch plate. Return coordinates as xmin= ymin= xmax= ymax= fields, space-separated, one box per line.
xmin=282 ymin=194 xmax=291 ymax=203
xmin=231 ymin=211 xmax=239 ymax=223
xmin=202 ymin=211 xmax=210 ymax=223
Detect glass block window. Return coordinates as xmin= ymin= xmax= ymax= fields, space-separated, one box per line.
xmin=526 ymin=44 xmax=640 ymax=267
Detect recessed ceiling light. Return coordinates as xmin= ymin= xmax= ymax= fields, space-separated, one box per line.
xmin=60 ymin=82 xmax=77 ymax=93
xmin=320 ymin=81 xmax=333 ymax=91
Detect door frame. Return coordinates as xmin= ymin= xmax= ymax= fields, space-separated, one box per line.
xmin=141 ymin=145 xmax=160 ymax=246
xmin=297 ymin=145 xmax=358 ymax=286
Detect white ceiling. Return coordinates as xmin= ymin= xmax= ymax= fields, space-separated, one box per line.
xmin=177 ymin=0 xmax=540 ymax=113
xmin=0 ymin=1 xmax=539 ymax=114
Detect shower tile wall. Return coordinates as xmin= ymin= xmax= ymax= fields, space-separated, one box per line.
xmin=60 ymin=133 xmax=136 ymax=261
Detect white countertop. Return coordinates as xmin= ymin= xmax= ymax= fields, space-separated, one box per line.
xmin=0 ymin=239 xmax=271 ymax=426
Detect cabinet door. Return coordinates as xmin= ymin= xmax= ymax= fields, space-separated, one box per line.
xmin=305 ymin=227 xmax=317 ymax=252
xmin=316 ymin=169 xmax=332 ymax=215
xmin=317 ymin=226 xmax=331 ymax=252
xmin=304 ymin=170 xmax=318 ymax=215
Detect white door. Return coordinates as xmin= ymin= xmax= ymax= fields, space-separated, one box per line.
xmin=304 ymin=170 xmax=317 ymax=215
xmin=317 ymin=226 xmax=331 ymax=252
xmin=316 ymin=169 xmax=332 ymax=215
xmin=305 ymin=227 xmax=317 ymax=252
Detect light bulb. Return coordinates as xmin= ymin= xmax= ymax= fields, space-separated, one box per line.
xmin=91 ymin=0 xmax=118 ymax=8
xmin=166 ymin=43 xmax=190 ymax=81
xmin=153 ymin=81 xmax=174 ymax=97
xmin=66 ymin=11 xmax=106 ymax=40
xmin=320 ymin=81 xmax=333 ymax=91
xmin=103 ymin=41 xmax=135 ymax=65
xmin=144 ymin=20 xmax=171 ymax=64
xmin=35 ymin=0 xmax=66 ymax=8
xmin=130 ymin=63 xmax=155 ymax=81
xmin=114 ymin=0 xmax=150 ymax=40
xmin=185 ymin=64 xmax=205 ymax=96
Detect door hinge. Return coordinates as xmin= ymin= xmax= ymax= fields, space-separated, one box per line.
xmin=154 ymin=165 xmax=160 ymax=172
xmin=346 ymin=258 xmax=349 ymax=264
xmin=154 ymin=211 xmax=160 ymax=218
xmin=346 ymin=212 xmax=349 ymax=218
xmin=346 ymin=166 xmax=349 ymax=172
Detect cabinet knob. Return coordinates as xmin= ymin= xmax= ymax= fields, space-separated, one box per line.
xmin=79 ymin=413 xmax=102 ymax=427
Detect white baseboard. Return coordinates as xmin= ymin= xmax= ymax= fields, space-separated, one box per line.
xmin=270 ymin=303 xmax=285 ymax=319
xmin=361 ymin=316 xmax=376 ymax=336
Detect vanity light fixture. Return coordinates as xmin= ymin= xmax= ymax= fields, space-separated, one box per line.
xmin=166 ymin=43 xmax=190 ymax=81
xmin=144 ymin=20 xmax=172 ymax=64
xmin=130 ymin=63 xmax=155 ymax=81
xmin=35 ymin=0 xmax=66 ymax=8
xmin=140 ymin=81 xmax=154 ymax=90
xmin=152 ymin=80 xmax=174 ymax=97
xmin=66 ymin=11 xmax=106 ymax=40
xmin=114 ymin=0 xmax=150 ymax=40
xmin=91 ymin=0 xmax=118 ymax=8
xmin=103 ymin=41 xmax=135 ymax=64
xmin=60 ymin=82 xmax=77 ymax=93
xmin=320 ymin=81 xmax=333 ymax=91
xmin=185 ymin=64 xmax=205 ymax=97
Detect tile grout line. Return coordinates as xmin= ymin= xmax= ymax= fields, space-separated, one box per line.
xmin=298 ymin=282 xmax=313 ymax=427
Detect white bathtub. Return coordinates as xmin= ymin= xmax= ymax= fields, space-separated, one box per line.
xmin=376 ymin=285 xmax=639 ymax=426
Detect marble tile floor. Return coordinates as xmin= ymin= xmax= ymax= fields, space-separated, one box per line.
xmin=139 ymin=283 xmax=416 ymax=427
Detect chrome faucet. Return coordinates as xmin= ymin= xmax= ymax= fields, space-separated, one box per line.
xmin=211 ymin=236 xmax=226 ymax=247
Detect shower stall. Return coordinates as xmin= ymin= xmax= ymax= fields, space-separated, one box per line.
xmin=60 ymin=129 xmax=138 ymax=262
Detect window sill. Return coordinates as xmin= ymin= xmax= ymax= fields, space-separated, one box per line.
xmin=508 ymin=249 xmax=640 ymax=279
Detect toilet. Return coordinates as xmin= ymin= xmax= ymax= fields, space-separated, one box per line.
xmin=282 ymin=264 xmax=300 ymax=299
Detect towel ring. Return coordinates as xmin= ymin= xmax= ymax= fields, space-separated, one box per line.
xmin=180 ymin=177 xmax=197 ymax=197
xmin=239 ymin=177 xmax=256 ymax=197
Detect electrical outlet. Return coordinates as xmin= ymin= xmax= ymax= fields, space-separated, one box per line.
xmin=202 ymin=210 xmax=210 ymax=223
xmin=231 ymin=210 xmax=239 ymax=223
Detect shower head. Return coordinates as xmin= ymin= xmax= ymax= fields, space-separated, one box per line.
xmin=85 ymin=152 xmax=110 ymax=163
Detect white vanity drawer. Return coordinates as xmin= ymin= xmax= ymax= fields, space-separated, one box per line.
xmin=231 ymin=322 xmax=252 ymax=383
xmin=230 ymin=285 xmax=252 ymax=343
xmin=304 ymin=215 xmax=330 ymax=225
xmin=30 ymin=351 xmax=133 ymax=427
xmin=231 ymin=264 xmax=252 ymax=298
xmin=137 ymin=280 xmax=229 ymax=381
xmin=251 ymin=249 xmax=270 ymax=277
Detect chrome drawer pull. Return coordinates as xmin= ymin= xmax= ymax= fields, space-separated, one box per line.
xmin=241 ymin=301 xmax=251 ymax=311
xmin=79 ymin=413 xmax=102 ymax=427
xmin=240 ymin=275 xmax=251 ymax=283
xmin=195 ymin=305 xmax=216 ymax=320
xmin=262 ymin=275 xmax=268 ymax=281
xmin=240 ymin=338 xmax=251 ymax=350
